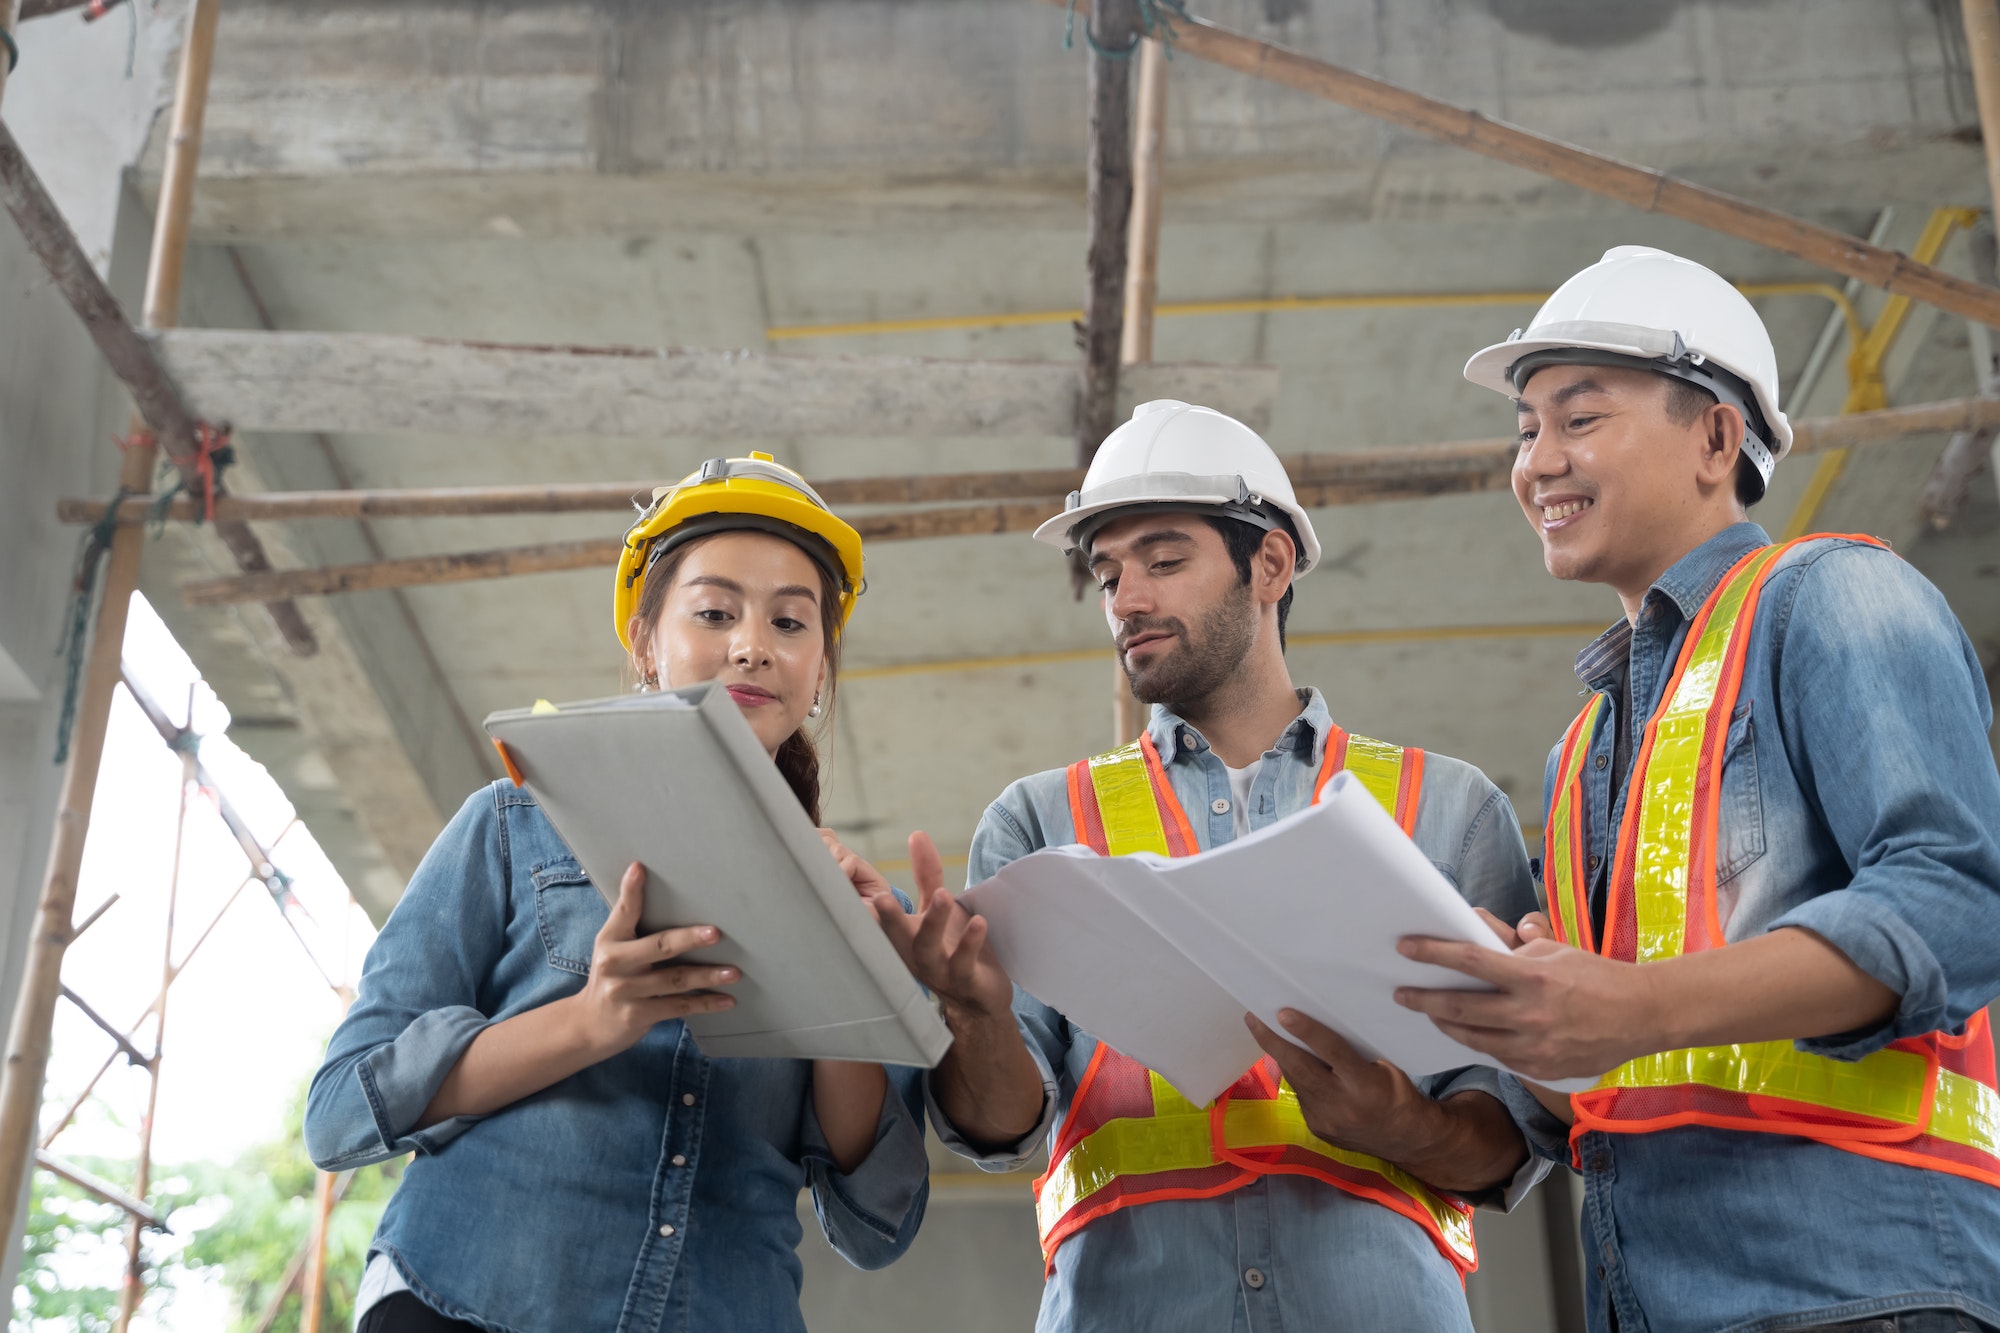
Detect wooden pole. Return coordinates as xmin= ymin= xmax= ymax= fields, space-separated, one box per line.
xmin=1076 ymin=0 xmax=1140 ymax=463
xmin=0 ymin=0 xmax=226 ymax=1251
xmin=49 ymin=392 xmax=1991 ymax=530
xmin=162 ymin=393 xmax=2000 ymax=608
xmin=62 ymin=467 xmax=1094 ymax=525
xmin=297 ymin=1167 xmax=340 ymax=1333
xmin=0 ymin=121 xmax=315 ymax=652
xmin=1120 ymin=35 xmax=1167 ymax=368
xmin=1966 ymin=0 xmax=2000 ymax=238
xmin=250 ymin=1173 xmax=352 ymax=1333
xmin=113 ymin=696 xmax=193 ymax=1333
xmin=1029 ymin=0 xmax=2000 ymax=329
xmin=1113 ymin=31 xmax=1167 ymax=745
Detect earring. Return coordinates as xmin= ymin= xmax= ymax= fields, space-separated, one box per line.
xmin=808 ymin=694 xmax=823 ymax=718
xmin=638 ymin=673 xmax=659 ymax=693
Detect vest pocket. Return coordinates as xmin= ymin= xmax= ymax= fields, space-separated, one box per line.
xmin=1716 ymin=701 xmax=1766 ymax=887
xmin=531 ymin=864 xmax=605 ymax=976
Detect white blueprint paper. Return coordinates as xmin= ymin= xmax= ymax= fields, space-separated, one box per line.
xmin=962 ymin=771 xmax=1593 ymax=1104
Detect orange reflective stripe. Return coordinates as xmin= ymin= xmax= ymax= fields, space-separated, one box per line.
xmin=1544 ymin=699 xmax=1602 ymax=952
xmin=1316 ymin=724 xmax=1424 ymax=836
xmin=1611 ymin=542 xmax=1786 ymax=963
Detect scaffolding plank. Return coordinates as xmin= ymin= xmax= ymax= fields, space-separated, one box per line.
xmin=148 ymin=330 xmax=1280 ymax=440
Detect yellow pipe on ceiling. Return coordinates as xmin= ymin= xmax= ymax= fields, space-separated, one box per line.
xmin=1782 ymin=207 xmax=1980 ymax=541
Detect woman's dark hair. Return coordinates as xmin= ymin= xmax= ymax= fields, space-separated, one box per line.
xmin=629 ymin=532 xmax=842 ymax=824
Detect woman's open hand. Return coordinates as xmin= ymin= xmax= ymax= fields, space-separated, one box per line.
xmin=819 ymin=828 xmax=893 ymax=899
xmin=574 ymin=861 xmax=740 ymax=1058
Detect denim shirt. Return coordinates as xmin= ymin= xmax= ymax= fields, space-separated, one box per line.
xmin=304 ymin=782 xmax=930 ymax=1333
xmin=933 ymin=689 xmax=1544 ymax=1333
xmin=1500 ymin=523 xmax=2000 ymax=1333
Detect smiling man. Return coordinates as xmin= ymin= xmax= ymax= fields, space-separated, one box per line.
xmin=865 ymin=400 xmax=1542 ymax=1331
xmin=1396 ymin=247 xmax=2000 ymax=1333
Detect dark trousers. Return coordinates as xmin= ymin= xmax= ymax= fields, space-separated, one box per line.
xmin=356 ymin=1292 xmax=483 ymax=1333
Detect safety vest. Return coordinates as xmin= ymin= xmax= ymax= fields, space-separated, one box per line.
xmin=1545 ymin=535 xmax=2000 ymax=1187
xmin=1034 ymin=727 xmax=1479 ymax=1277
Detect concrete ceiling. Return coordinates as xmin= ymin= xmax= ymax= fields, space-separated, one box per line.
xmin=105 ymin=0 xmax=1999 ymax=919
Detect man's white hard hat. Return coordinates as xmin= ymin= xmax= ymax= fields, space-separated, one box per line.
xmin=1462 ymin=246 xmax=1792 ymax=498
xmin=1032 ymin=400 xmax=1323 ymax=574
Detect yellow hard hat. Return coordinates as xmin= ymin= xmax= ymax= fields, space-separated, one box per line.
xmin=613 ymin=452 xmax=864 ymax=652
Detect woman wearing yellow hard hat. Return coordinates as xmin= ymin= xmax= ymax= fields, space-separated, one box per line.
xmin=306 ymin=454 xmax=928 ymax=1333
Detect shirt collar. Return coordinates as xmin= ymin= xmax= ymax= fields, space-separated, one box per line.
xmin=1570 ymin=522 xmax=1770 ymax=690
xmin=1147 ymin=687 xmax=1332 ymax=766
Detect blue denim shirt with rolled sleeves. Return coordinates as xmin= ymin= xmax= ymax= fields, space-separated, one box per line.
xmin=1499 ymin=523 xmax=2000 ymax=1333
xmin=933 ymin=688 xmax=1546 ymax=1333
xmin=304 ymin=782 xmax=930 ymax=1333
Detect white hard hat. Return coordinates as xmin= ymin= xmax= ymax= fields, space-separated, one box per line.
xmin=1463 ymin=246 xmax=1791 ymax=498
xmin=1032 ymin=400 xmax=1322 ymax=574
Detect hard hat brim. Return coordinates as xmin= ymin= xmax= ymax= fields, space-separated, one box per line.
xmin=1032 ymin=492 xmax=1323 ymax=575
xmin=615 ymin=460 xmax=864 ymax=652
xmin=1464 ymin=331 xmax=1793 ymax=460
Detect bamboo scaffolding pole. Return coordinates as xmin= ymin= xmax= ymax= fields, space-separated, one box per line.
xmin=19 ymin=0 xmax=102 ymax=19
xmin=1119 ymin=35 xmax=1166 ymax=367
xmin=62 ymin=468 xmax=1092 ymax=525
xmin=0 ymin=122 xmax=314 ymax=652
xmin=73 ymin=394 xmax=1998 ymax=535
xmin=1966 ymin=0 xmax=2000 ymax=237
xmin=161 ymin=392 xmax=2000 ymax=609
xmin=118 ymin=668 xmax=336 ymax=987
xmin=1113 ymin=30 xmax=1167 ymax=747
xmin=251 ymin=1172 xmax=353 ymax=1333
xmin=56 ymin=986 xmax=148 ymax=1068
xmin=38 ymin=876 xmax=250 ymax=1153
xmin=33 ymin=1151 xmax=165 ymax=1230
xmin=0 ymin=1 xmax=229 ymax=1239
xmin=1037 ymin=0 xmax=2000 ymax=329
xmin=114 ymin=692 xmax=192 ymax=1333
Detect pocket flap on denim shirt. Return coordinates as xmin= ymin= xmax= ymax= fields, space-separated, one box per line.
xmin=1717 ymin=700 xmax=1766 ymax=888
xmin=531 ymin=863 xmax=606 ymax=976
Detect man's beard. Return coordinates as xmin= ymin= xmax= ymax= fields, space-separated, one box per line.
xmin=1120 ymin=585 xmax=1258 ymax=711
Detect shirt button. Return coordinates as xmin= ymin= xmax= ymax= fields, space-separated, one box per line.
xmin=670 ymin=1154 xmax=687 ymax=1167
xmin=682 ymin=1093 xmax=696 ymax=1106
xmin=659 ymin=1224 xmax=676 ymax=1237
xmin=1211 ymin=797 xmax=1231 ymax=815
xmin=1243 ymin=1267 xmax=1266 ymax=1290
xmin=1183 ymin=730 xmax=1198 ymax=749
xmin=1594 ymin=753 xmax=1608 ymax=770
xmin=1588 ymin=854 xmax=1602 ymax=872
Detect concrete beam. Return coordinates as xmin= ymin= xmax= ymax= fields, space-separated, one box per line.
xmin=147 ymin=329 xmax=1281 ymax=438
xmin=140 ymin=241 xmax=502 ymax=922
xmin=150 ymin=0 xmax=1980 ymax=241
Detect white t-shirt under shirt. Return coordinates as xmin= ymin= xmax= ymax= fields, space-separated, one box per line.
xmin=1222 ymin=759 xmax=1260 ymax=840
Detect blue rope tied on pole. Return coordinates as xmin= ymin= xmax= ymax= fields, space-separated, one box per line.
xmin=1063 ymin=0 xmax=1191 ymax=58
xmin=52 ymin=486 xmax=134 ymax=764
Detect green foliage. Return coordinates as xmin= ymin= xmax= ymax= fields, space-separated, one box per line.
xmin=19 ymin=1083 xmax=402 ymax=1333
xmin=17 ymin=1172 xmax=125 ymax=1333
xmin=177 ymin=1084 xmax=400 ymax=1333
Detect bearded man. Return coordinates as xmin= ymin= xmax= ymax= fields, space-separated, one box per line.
xmin=866 ymin=402 xmax=1544 ymax=1331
